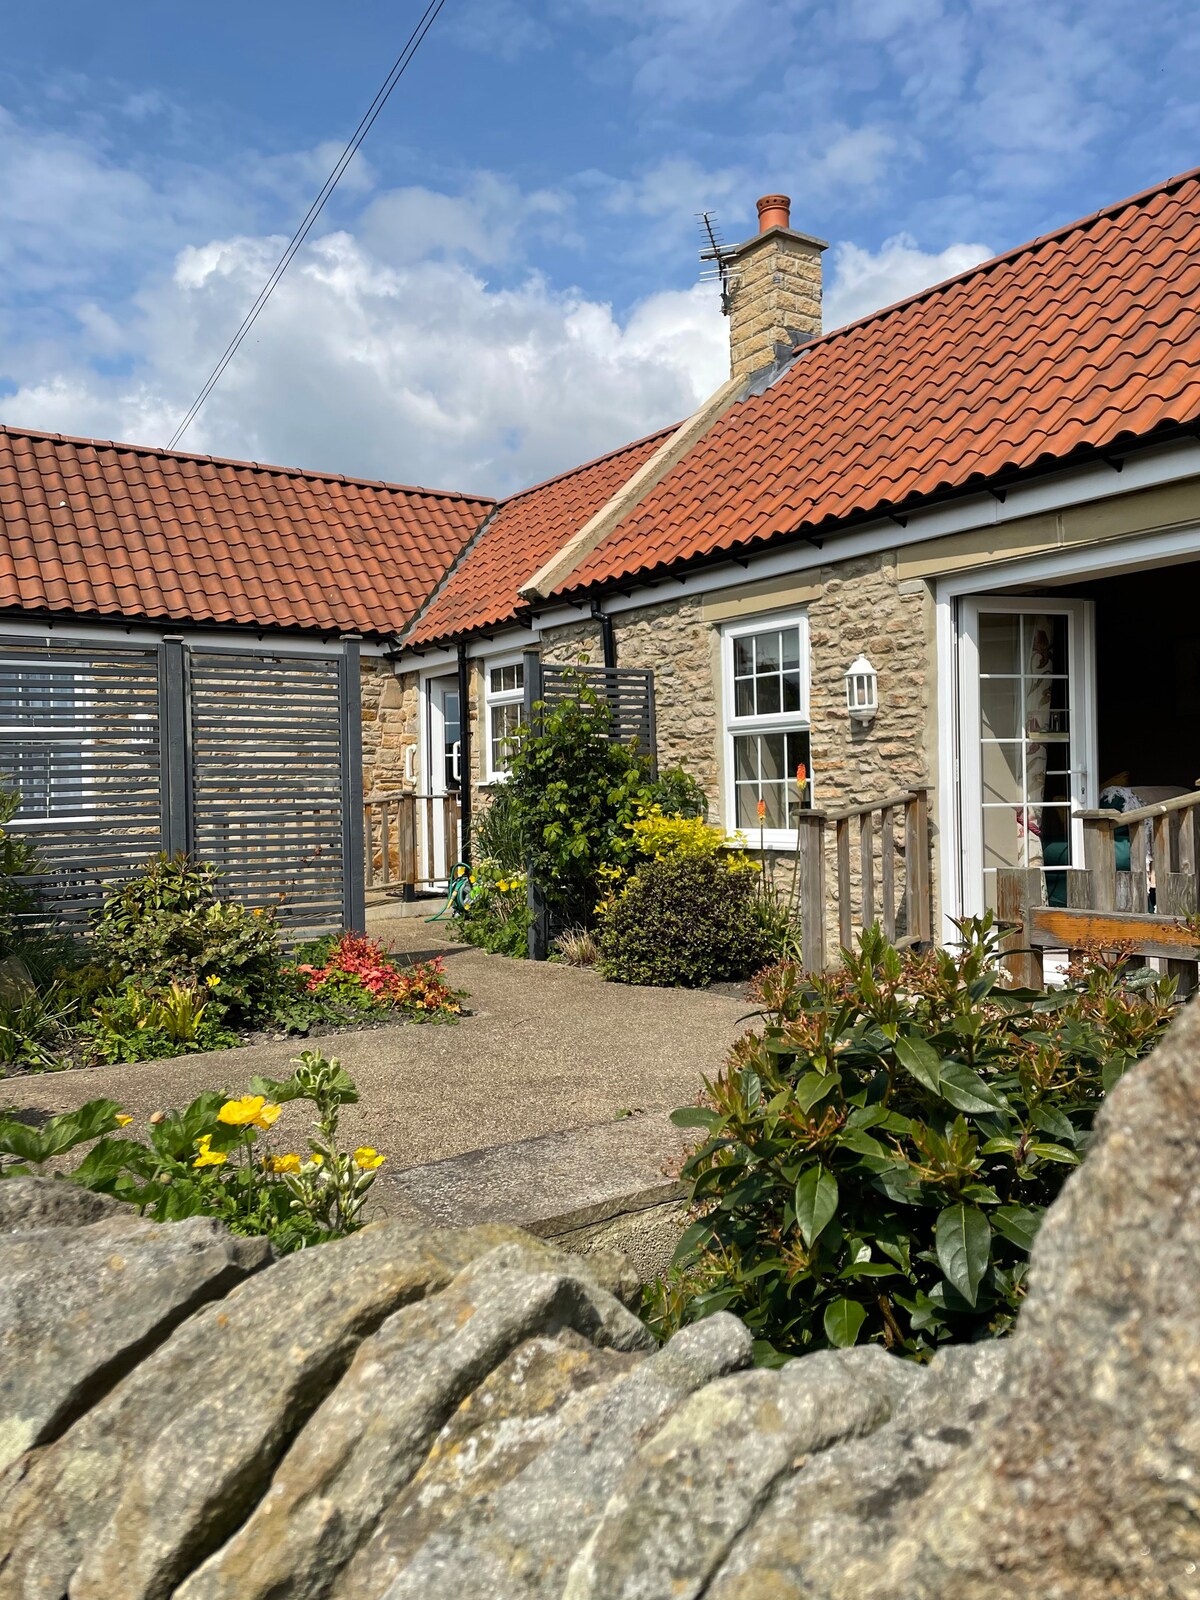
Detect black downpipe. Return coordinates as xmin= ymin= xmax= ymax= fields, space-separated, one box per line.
xmin=590 ymin=598 xmax=616 ymax=669
xmin=456 ymin=642 xmax=472 ymax=864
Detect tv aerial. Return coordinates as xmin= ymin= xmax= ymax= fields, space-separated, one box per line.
xmin=697 ymin=212 xmax=737 ymax=315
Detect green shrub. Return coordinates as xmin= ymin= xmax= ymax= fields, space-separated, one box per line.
xmin=505 ymin=677 xmax=654 ymax=927
xmin=640 ymin=767 xmax=708 ymax=821
xmin=647 ymin=920 xmax=1177 ymax=1362
xmin=599 ymin=853 xmax=770 ymax=987
xmin=0 ymin=1050 xmax=387 ymax=1252
xmin=92 ymin=854 xmax=280 ymax=1023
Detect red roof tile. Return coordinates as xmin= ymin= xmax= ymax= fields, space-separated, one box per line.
xmin=0 ymin=427 xmax=493 ymax=637
xmin=554 ymin=167 xmax=1200 ymax=597
xmin=405 ymin=427 xmax=674 ymax=646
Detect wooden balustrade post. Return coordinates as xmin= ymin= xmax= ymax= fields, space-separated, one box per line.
xmin=398 ymin=795 xmax=417 ymax=900
xmin=996 ymin=866 xmax=1044 ymax=989
xmin=879 ymin=806 xmax=896 ymax=940
xmin=1081 ymin=815 xmax=1117 ymax=911
xmin=364 ymin=803 xmax=376 ymax=890
xmin=797 ymin=813 xmax=827 ymax=973
xmin=905 ymin=789 xmax=932 ymax=943
xmin=835 ymin=816 xmax=853 ymax=952
xmin=860 ymin=810 xmax=876 ymax=929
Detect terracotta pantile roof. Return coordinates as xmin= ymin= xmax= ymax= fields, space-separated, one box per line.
xmin=553 ymin=167 xmax=1200 ymax=598
xmin=404 ymin=427 xmax=674 ymax=646
xmin=0 ymin=427 xmax=493 ymax=637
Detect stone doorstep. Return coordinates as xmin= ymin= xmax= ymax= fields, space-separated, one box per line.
xmin=374 ymin=1111 xmax=692 ymax=1240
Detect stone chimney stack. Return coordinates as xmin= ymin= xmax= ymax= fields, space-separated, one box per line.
xmin=726 ymin=194 xmax=827 ymax=381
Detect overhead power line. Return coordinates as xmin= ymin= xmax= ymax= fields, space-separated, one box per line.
xmin=166 ymin=0 xmax=449 ymax=452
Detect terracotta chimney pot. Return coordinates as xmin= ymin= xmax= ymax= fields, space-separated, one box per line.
xmin=756 ymin=194 xmax=792 ymax=233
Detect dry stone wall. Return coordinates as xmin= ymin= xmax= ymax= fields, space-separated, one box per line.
xmin=3 ymin=998 xmax=1198 ymax=1597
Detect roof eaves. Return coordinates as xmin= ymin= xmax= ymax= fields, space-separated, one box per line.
xmin=547 ymin=413 xmax=1200 ymax=607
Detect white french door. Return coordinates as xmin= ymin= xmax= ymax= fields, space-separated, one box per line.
xmin=425 ymin=673 xmax=462 ymax=882
xmin=956 ymin=596 xmax=1095 ymax=918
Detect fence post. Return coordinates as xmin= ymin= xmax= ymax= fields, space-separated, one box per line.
xmin=797 ymin=813 xmax=827 ymax=972
xmin=158 ymin=636 xmax=192 ymax=858
xmin=996 ymin=866 xmax=1044 ymax=989
xmin=522 ymin=651 xmax=550 ymax=959
xmin=338 ymin=635 xmax=366 ymax=933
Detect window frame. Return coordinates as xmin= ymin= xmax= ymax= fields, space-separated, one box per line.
xmin=482 ymin=651 xmax=526 ymax=782
xmin=721 ymin=609 xmax=812 ymax=847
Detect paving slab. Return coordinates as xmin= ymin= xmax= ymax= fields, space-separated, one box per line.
xmin=1 ymin=919 xmax=751 ymax=1193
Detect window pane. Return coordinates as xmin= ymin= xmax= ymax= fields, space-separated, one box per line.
xmin=756 ymin=674 xmax=781 ymax=715
xmin=781 ymin=670 xmax=801 ymax=712
xmin=490 ymin=702 xmax=520 ymax=773
xmin=733 ymin=637 xmax=754 ymax=678
xmin=982 ymin=742 xmax=1023 ymax=805
xmin=983 ymin=804 xmax=1022 ymax=870
xmin=759 ymin=732 xmax=786 ymax=781
xmin=489 ymin=662 xmax=523 ymax=695
xmin=734 ymin=678 xmax=754 ymax=718
xmin=735 ymin=737 xmax=757 ymax=783
xmin=756 ymin=632 xmax=781 ymax=673
xmin=733 ymin=732 xmax=812 ymax=830
xmin=781 ymin=628 xmax=801 ymax=669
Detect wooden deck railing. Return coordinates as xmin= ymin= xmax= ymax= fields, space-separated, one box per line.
xmin=363 ymin=791 xmax=461 ymax=895
xmin=997 ymin=787 xmax=1200 ymax=991
xmin=790 ymin=787 xmax=932 ymax=972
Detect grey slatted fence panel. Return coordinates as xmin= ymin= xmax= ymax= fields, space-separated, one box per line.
xmin=188 ymin=651 xmax=346 ymax=937
xmin=539 ymin=664 xmax=656 ymax=763
xmin=0 ymin=640 xmax=164 ymax=927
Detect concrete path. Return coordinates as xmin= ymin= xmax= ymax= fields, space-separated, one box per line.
xmin=2 ymin=915 xmax=752 ymax=1191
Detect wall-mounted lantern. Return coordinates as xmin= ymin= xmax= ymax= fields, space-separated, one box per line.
xmin=845 ymin=654 xmax=878 ymax=726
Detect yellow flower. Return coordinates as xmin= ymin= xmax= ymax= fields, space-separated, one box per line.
xmin=205 ymin=974 xmax=221 ymax=988
xmin=266 ymin=1153 xmax=302 ymax=1174
xmin=352 ymin=1147 xmax=386 ymax=1170
xmin=192 ymin=1134 xmax=228 ymax=1169
xmin=217 ymin=1095 xmax=282 ymax=1131
xmin=253 ymin=907 xmax=266 ymax=916
xmin=307 ymin=1152 xmax=324 ymax=1168
xmin=114 ymin=1113 xmax=133 ymax=1127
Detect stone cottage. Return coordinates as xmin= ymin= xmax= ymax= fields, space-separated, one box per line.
xmin=386 ymin=167 xmax=1200 ymax=948
xmin=3 ymin=167 xmax=1200 ymax=947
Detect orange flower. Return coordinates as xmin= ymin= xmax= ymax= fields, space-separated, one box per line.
xmin=756 ymin=797 xmax=767 ymax=823
xmin=795 ymin=763 xmax=808 ymax=791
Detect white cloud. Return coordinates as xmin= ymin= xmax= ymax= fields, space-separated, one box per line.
xmin=3 ymin=224 xmax=728 ymax=497
xmin=823 ymin=232 xmax=991 ymax=329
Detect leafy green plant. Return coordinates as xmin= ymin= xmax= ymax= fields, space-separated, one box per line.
xmin=647 ymin=919 xmax=1177 ymax=1362
xmin=504 ymin=675 xmax=655 ymax=927
xmin=92 ymin=854 xmax=280 ymax=1023
xmin=474 ymin=786 xmax=524 ymax=872
xmin=0 ymin=776 xmax=39 ymax=954
xmin=0 ymin=1051 xmax=387 ymax=1251
xmin=82 ymin=980 xmax=237 ymax=1064
xmin=640 ymin=767 xmax=708 ymax=821
xmin=599 ymin=852 xmax=770 ymax=988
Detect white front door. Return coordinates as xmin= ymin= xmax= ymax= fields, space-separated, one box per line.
xmin=426 ymin=674 xmax=461 ymax=881
xmin=956 ymin=596 xmax=1095 ymax=918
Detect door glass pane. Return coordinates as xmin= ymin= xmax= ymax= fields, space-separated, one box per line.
xmin=975 ymin=607 xmax=1077 ymax=908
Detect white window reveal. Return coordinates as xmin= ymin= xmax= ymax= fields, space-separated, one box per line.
xmin=485 ymin=657 xmax=525 ymax=779
xmin=722 ymin=611 xmax=812 ymax=843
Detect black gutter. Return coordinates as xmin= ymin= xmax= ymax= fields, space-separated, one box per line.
xmin=590 ymin=598 xmax=616 ymax=668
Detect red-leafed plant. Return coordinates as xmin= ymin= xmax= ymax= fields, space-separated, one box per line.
xmin=295 ymin=934 xmax=462 ymax=1021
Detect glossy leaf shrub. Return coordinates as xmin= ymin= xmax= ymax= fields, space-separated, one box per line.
xmin=647 ymin=920 xmax=1177 ymax=1361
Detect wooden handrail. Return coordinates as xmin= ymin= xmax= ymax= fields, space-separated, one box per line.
xmin=1076 ymin=787 xmax=1200 ymax=827
xmin=797 ymin=788 xmax=928 ymax=824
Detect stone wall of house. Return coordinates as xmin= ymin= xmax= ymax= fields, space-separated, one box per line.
xmin=805 ymin=552 xmax=935 ymax=806
xmin=540 ymin=554 xmax=935 ymax=818
xmin=360 ymin=658 xmax=418 ymax=795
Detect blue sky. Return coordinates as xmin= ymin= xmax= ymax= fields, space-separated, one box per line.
xmin=1 ymin=0 xmax=1196 ymax=495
